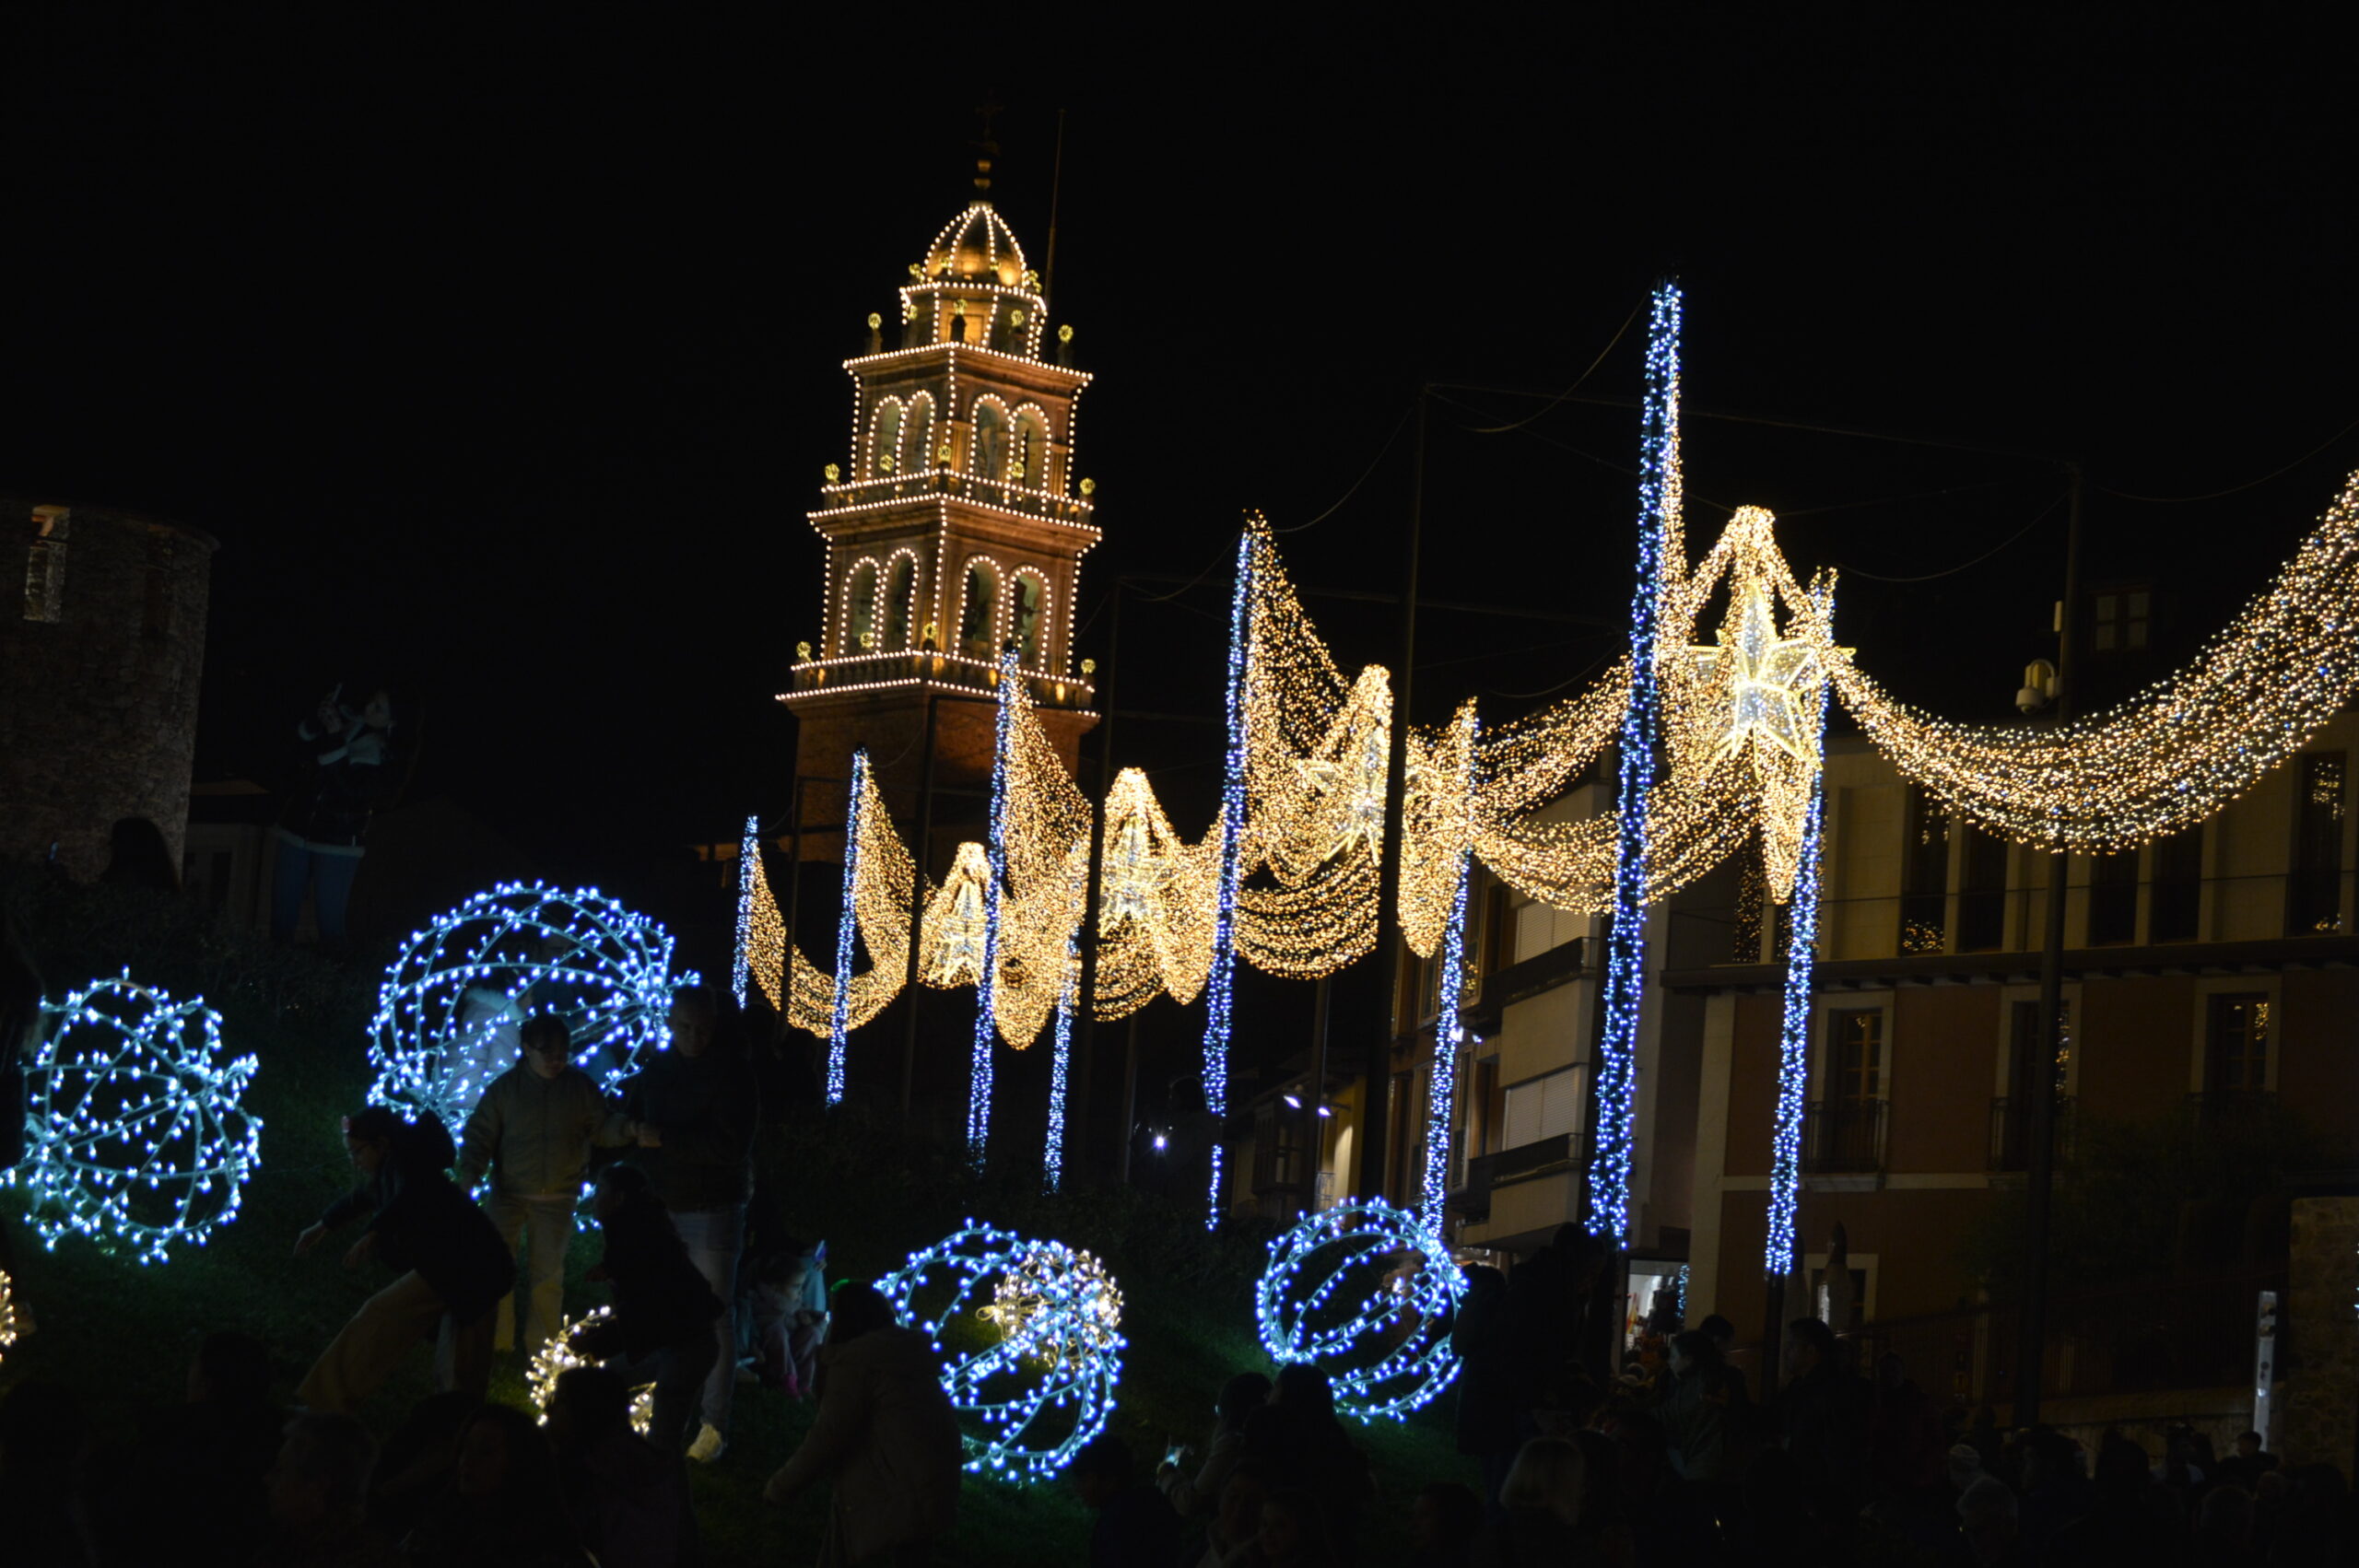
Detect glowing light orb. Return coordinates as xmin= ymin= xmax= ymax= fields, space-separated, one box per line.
xmin=369 ymin=882 xmax=682 ymax=1128
xmin=6 ymin=974 xmax=263 ymax=1266
xmin=1255 ymin=1199 xmax=1464 ymax=1422
xmin=880 ymin=1223 xmax=1123 ymax=1480
xmin=527 ymin=1306 xmax=654 ymax=1435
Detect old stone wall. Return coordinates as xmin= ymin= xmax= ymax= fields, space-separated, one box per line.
xmin=2281 ymin=1195 xmax=2359 ymax=1471
xmin=0 ymin=499 xmax=216 ymax=880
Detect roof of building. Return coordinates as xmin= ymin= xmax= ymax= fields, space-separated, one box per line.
xmin=921 ymin=202 xmax=1027 ymax=288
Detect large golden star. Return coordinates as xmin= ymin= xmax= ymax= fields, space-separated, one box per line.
xmin=1687 ymin=578 xmax=1821 ymax=764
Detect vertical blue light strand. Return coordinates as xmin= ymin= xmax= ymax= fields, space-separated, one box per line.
xmin=1766 ymin=601 xmax=1834 ymax=1281
xmin=827 ymin=752 xmax=868 ymax=1106
xmin=731 ymin=814 xmax=757 ymax=1009
xmin=1202 ymin=528 xmax=1255 ymax=1230
xmin=1043 ymin=933 xmax=1076 ymax=1194
xmin=1419 ymin=717 xmax=1479 ymax=1238
xmin=1590 ymin=280 xmax=1682 ymax=1246
xmin=967 ymin=648 xmax=1019 ymax=1166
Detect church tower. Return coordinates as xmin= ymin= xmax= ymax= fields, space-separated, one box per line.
xmin=780 ymin=181 xmax=1098 ymax=825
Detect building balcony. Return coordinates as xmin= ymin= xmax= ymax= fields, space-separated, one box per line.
xmin=815 ymin=467 xmax=1098 ymax=529
xmin=1989 ymin=1094 xmax=2077 ymax=1171
xmin=1467 ymin=936 xmax=1586 ymax=1035
xmin=1802 ymin=1099 xmax=1886 ymax=1175
xmin=1450 ymin=1132 xmax=1577 ymax=1224
xmin=783 ymin=649 xmax=1095 ymax=711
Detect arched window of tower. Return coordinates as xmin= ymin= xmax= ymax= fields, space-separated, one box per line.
xmin=844 ymin=558 xmax=881 ymax=653
xmin=1012 ymin=572 xmax=1046 ymax=665
xmin=870 ymin=398 xmax=904 ymax=476
xmin=959 ymin=559 xmax=1000 ymax=660
xmin=904 ymin=394 xmax=934 ymax=478
xmin=884 ymin=554 xmax=918 ymax=649
xmin=971 ymin=400 xmax=1009 ymax=482
xmin=1012 ymin=408 xmax=1048 ymax=487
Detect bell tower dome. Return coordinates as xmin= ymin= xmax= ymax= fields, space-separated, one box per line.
xmin=780 ymin=191 xmax=1099 ymax=817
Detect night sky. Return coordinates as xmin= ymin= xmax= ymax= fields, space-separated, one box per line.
xmin=7 ymin=13 xmax=2357 ymax=935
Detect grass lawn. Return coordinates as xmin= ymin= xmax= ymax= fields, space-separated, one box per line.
xmin=1 ymin=871 xmax=1476 ymax=1564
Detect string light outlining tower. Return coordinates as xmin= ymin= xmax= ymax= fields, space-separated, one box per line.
xmin=968 ymin=645 xmax=1021 ymax=1166
xmin=7 ymin=974 xmax=263 ymax=1265
xmin=1202 ymin=525 xmax=1256 ymax=1228
xmin=1590 ymin=279 xmax=1683 ymax=1247
xmin=1255 ymin=1199 xmax=1466 ymax=1422
xmin=880 ymin=1223 xmax=1125 ymax=1480
xmin=827 ymin=751 xmax=872 ymax=1105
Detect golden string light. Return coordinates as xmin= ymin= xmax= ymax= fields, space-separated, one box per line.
xmin=739 ymin=768 xmax=916 ymax=1036
xmin=1093 ymin=768 xmax=1218 ymax=1021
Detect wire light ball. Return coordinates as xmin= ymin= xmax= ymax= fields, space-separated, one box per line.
xmin=880 ymin=1222 xmax=1124 ymax=1480
xmin=526 ymin=1307 xmax=654 ymax=1435
xmin=6 ymin=974 xmax=263 ymax=1266
xmin=369 ymin=882 xmax=682 ymax=1128
xmin=1256 ymin=1199 xmax=1465 ymax=1422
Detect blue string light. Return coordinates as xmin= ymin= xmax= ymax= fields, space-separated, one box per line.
xmin=1419 ymin=718 xmax=1479 ymax=1239
xmin=968 ymin=647 xmax=1019 ymax=1167
xmin=369 ymin=882 xmax=684 ymax=1130
xmin=6 ymin=973 xmax=263 ymax=1265
xmin=1256 ymin=1199 xmax=1465 ymax=1422
xmin=827 ymin=750 xmax=870 ymax=1106
xmin=880 ymin=1222 xmax=1125 ymax=1481
xmin=1590 ymin=280 xmax=1683 ymax=1247
xmin=1043 ymin=934 xmax=1075 ymax=1193
xmin=1202 ymin=528 xmax=1254 ymax=1229
xmin=731 ymin=814 xmax=757 ymax=1009
xmin=1766 ymin=606 xmax=1834 ymax=1281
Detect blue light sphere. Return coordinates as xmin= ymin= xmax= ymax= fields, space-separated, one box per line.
xmin=1255 ymin=1199 xmax=1465 ymax=1421
xmin=880 ymin=1222 xmax=1124 ymax=1481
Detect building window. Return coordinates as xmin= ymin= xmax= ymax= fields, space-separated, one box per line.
xmin=1500 ymin=1065 xmax=1582 ymax=1152
xmin=870 ymin=399 xmax=904 ymax=476
xmin=1808 ymin=1007 xmax=1887 ymax=1173
xmin=971 ymin=400 xmax=1009 ymax=480
xmin=958 ymin=559 xmax=1000 ymax=659
xmin=2151 ymin=827 xmax=2202 ymax=942
xmin=2205 ymin=993 xmax=2271 ymax=1096
xmin=2087 ymin=850 xmax=2139 ymax=945
xmin=23 ymin=505 xmax=68 ymax=623
xmin=904 ymin=395 xmax=934 ymax=475
xmin=1995 ymin=998 xmax=2071 ymax=1170
xmin=882 ymin=555 xmax=916 ymax=649
xmin=1831 ymin=1008 xmax=1884 ymax=1102
xmin=1011 ymin=573 xmax=1045 ymax=664
xmin=2289 ymin=751 xmax=2345 ymax=934
xmin=1957 ymin=825 xmax=2007 ymax=952
xmin=1012 ymin=408 xmax=1048 ymax=486
xmin=843 ymin=559 xmax=879 ymax=653
xmin=1899 ymin=786 xmax=1948 ymax=954
xmin=2092 ymin=588 xmax=2151 ymax=652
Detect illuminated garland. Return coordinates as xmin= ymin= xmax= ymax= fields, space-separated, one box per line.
xmin=783 ymin=767 xmax=915 ymax=1040
xmin=1255 ymin=1199 xmax=1465 ymax=1422
xmin=1766 ymin=594 xmax=1834 ymax=1281
xmin=1419 ymin=711 xmax=1479 ymax=1238
xmin=528 ymin=1306 xmax=653 ymax=1435
xmin=1203 ymin=527 xmax=1254 ymax=1228
xmin=1093 ymin=768 xmax=1218 ymax=1020
xmin=732 ymin=815 xmax=758 ymax=1009
xmin=369 ymin=883 xmax=679 ymax=1128
xmin=6 ymin=974 xmax=262 ymax=1265
xmin=827 ymin=751 xmax=871 ymax=1105
xmin=880 ymin=1223 xmax=1124 ymax=1480
xmin=1590 ymin=281 xmax=1683 ymax=1247
xmin=743 ymin=836 xmax=790 ymax=1009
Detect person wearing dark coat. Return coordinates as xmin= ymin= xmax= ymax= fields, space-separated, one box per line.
xmin=1776 ymin=1316 xmax=1872 ymax=1543
xmin=616 ymin=984 xmax=759 ymax=1460
xmin=272 ymin=685 xmax=401 ymax=943
xmin=569 ymin=1162 xmax=725 ymax=1455
xmin=294 ymin=1106 xmax=514 ymax=1413
xmin=1240 ymin=1364 xmax=1376 ymax=1562
xmin=1450 ymin=1264 xmax=1521 ymax=1516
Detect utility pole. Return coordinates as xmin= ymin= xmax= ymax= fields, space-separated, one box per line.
xmin=1074 ymin=581 xmax=1118 ymax=1178
xmin=2015 ymin=462 xmax=2083 ymax=1428
xmin=1359 ymin=389 xmax=1426 ymax=1200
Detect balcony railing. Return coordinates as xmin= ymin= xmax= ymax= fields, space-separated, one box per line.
xmin=1802 ymin=1099 xmax=1886 ymax=1174
xmin=1989 ymin=1094 xmax=2077 ymax=1171
xmin=1451 ymin=1133 xmax=1576 ymax=1223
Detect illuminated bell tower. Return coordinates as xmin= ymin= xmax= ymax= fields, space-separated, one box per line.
xmin=780 ymin=175 xmax=1099 ymax=818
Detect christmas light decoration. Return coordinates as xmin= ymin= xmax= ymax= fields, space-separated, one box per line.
xmin=0 ymin=1270 xmax=16 ymax=1363
xmin=369 ymin=883 xmax=681 ymax=1128
xmin=1092 ymin=768 xmax=1218 ymax=1021
xmin=1419 ymin=710 xmax=1479 ymax=1238
xmin=1590 ymin=281 xmax=1684 ymax=1247
xmin=1203 ymin=528 xmax=1254 ymax=1228
xmin=1767 ymin=594 xmax=1834 ymax=1282
xmin=968 ymin=649 xmax=1018 ymax=1166
xmin=731 ymin=815 xmax=759 ymax=1009
xmin=528 ymin=1306 xmax=653 ymax=1435
xmin=826 ymin=752 xmax=872 ymax=1105
xmin=751 ymin=767 xmax=916 ymax=1042
xmin=1255 ymin=1199 xmax=1465 ymax=1422
xmin=1043 ymin=936 xmax=1076 ymax=1193
xmin=880 ymin=1223 xmax=1124 ymax=1480
xmin=7 ymin=974 xmax=262 ymax=1265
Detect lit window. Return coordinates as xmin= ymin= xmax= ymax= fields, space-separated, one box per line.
xmin=959 ymin=560 xmax=1000 ymax=658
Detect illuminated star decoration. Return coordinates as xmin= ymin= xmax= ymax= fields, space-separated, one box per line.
xmin=922 ymin=843 xmax=993 ymax=987
xmin=7 ymin=973 xmax=263 ymax=1266
xmin=1289 ymin=717 xmax=1394 ymax=867
xmin=1688 ymin=569 xmax=1822 ymax=766
xmin=881 ymin=1222 xmax=1125 ymax=1480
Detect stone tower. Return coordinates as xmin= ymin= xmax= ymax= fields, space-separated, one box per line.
xmin=779 ymin=188 xmax=1099 ymax=831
